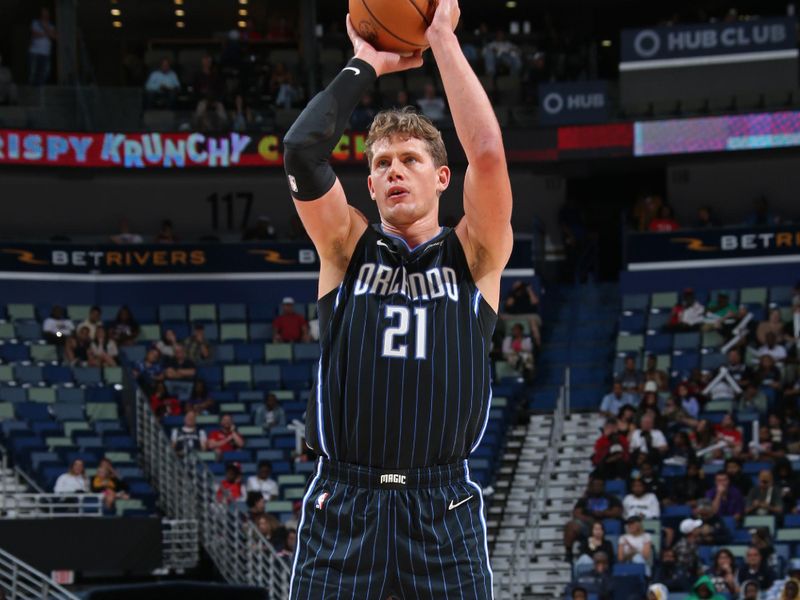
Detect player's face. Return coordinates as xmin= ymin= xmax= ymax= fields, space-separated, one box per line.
xmin=367 ymin=135 xmax=450 ymax=227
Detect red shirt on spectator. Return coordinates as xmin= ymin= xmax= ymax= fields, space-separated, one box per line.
xmin=273 ymin=312 xmax=307 ymax=342
xmin=714 ymin=424 xmax=742 ymax=447
xmin=216 ymin=480 xmax=244 ymax=503
xmin=209 ymin=429 xmax=236 ymax=453
xmin=592 ymin=433 xmax=630 ymax=465
xmin=648 ymin=219 xmax=680 ymax=232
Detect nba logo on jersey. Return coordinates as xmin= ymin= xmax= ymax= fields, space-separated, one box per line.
xmin=315 ymin=491 xmax=330 ymax=510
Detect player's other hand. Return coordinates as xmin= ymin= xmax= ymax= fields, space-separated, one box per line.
xmin=426 ymin=0 xmax=460 ymax=41
xmin=346 ymin=15 xmax=423 ymax=77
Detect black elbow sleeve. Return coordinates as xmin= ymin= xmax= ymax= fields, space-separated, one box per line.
xmin=283 ymin=58 xmax=376 ymax=201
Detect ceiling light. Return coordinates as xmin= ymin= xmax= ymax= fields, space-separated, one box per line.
xmin=175 ymin=9 xmax=185 ymax=16
xmin=174 ymin=0 xmax=183 ymax=4
xmin=237 ymin=20 xmax=247 ymax=28
xmin=176 ymin=21 xmax=185 ymax=28
xmin=110 ymin=8 xmax=121 ymax=16
xmin=112 ymin=20 xmax=122 ymax=28
xmin=239 ymin=0 xmax=248 ymax=4
xmin=238 ymin=9 xmax=248 ymax=16
xmin=505 ymin=1 xmax=517 ymax=7
xmin=601 ymin=39 xmax=612 ymax=47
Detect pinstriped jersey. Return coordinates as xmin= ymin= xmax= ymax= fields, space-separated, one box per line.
xmin=306 ymin=224 xmax=497 ymax=470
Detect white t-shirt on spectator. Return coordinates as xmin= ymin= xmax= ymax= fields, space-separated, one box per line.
xmin=629 ymin=428 xmax=668 ymax=453
xmin=246 ymin=475 xmax=279 ymax=501
xmin=623 ymin=493 xmax=661 ymax=519
xmin=30 ymin=20 xmax=53 ymax=56
xmin=681 ymin=302 xmax=706 ymax=326
xmin=145 ymin=70 xmax=180 ymax=92
xmin=417 ymin=98 xmax=447 ymax=122
xmin=619 ymin=532 xmax=652 ymax=558
xmin=755 ymin=344 xmax=787 ymax=364
xmin=54 ymin=473 xmax=87 ymax=494
xmin=43 ymin=317 xmax=75 ymax=337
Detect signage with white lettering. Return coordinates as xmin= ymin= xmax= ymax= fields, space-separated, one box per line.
xmin=538 ymin=81 xmax=610 ymax=126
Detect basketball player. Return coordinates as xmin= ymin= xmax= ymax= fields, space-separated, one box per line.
xmin=283 ymin=0 xmax=512 ymax=597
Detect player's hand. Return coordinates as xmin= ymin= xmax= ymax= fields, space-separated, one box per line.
xmin=346 ymin=15 xmax=423 ymax=77
xmin=426 ymin=0 xmax=460 ymax=40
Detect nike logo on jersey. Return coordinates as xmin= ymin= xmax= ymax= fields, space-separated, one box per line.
xmin=448 ymin=496 xmax=474 ymax=510
xmin=343 ymin=66 xmax=361 ymax=76
xmin=376 ymin=240 xmax=393 ymax=250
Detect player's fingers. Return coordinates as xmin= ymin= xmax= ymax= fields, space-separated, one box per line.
xmin=345 ymin=14 xmax=358 ymax=44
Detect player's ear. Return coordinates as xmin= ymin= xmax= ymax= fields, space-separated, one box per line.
xmin=367 ymin=174 xmax=377 ymax=202
xmin=436 ymin=165 xmax=451 ymax=196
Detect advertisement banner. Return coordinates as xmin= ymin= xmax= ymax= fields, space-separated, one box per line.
xmin=538 ymin=81 xmax=610 ymax=126
xmin=620 ymin=17 xmax=797 ymax=68
xmin=626 ymin=226 xmax=800 ymax=270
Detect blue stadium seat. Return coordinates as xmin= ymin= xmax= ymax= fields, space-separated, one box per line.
xmin=622 ymin=295 xmax=649 ymax=311
xmin=86 ymin=387 xmax=116 ymax=403
xmin=14 ymin=365 xmax=43 ymax=385
xmin=671 ymin=351 xmax=699 ymax=373
xmin=219 ymin=304 xmax=247 ymax=322
xmin=253 ymin=365 xmax=281 ymax=390
xmin=159 ymin=305 xmax=187 ymax=322
xmin=197 ymin=366 xmax=223 ymax=387
xmin=644 ymin=334 xmax=672 ymax=354
xmin=0 ymin=344 xmax=30 ymax=362
xmin=31 ymin=421 xmax=61 ymax=437
xmin=120 ymin=345 xmax=146 ymax=364
xmin=673 ymin=332 xmax=700 ymax=350
xmin=52 ymin=403 xmax=85 ymax=421
xmin=15 ymin=402 xmax=51 ymax=421
xmin=235 ymin=343 xmax=265 ymax=363
xmin=73 ymin=367 xmax=103 ymax=386
xmin=15 ymin=321 xmax=42 ymax=341
xmin=248 ymin=323 xmax=273 ymax=342
xmin=619 ymin=313 xmax=645 ymax=334
xmin=214 ymin=344 xmax=235 ymax=363
xmin=56 ymin=387 xmax=85 ymax=404
xmin=43 ymin=365 xmax=73 ymax=385
xmin=162 ymin=321 xmax=191 ymax=341
xmin=249 ymin=303 xmax=278 ymax=322
xmin=293 ymin=343 xmax=321 ymax=363
xmin=0 ymin=388 xmax=27 ymax=403
xmin=130 ymin=305 xmax=158 ymax=324
xmin=281 ymin=364 xmax=313 ymax=390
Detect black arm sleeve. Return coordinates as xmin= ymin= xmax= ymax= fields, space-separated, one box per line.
xmin=282 ymin=58 xmax=377 ymax=201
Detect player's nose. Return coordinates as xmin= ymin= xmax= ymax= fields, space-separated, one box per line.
xmin=387 ymin=158 xmax=404 ymax=180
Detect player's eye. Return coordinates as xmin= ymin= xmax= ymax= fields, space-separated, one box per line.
xmin=404 ymin=157 xmax=417 ymax=164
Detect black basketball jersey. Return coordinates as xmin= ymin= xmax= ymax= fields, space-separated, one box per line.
xmin=305 ymin=224 xmax=497 ymax=470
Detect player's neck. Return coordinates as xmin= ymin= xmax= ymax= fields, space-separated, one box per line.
xmin=380 ymin=217 xmax=442 ymax=251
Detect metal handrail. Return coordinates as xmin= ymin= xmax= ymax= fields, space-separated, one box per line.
xmin=0 ymin=493 xmax=105 ymax=518
xmin=0 ymin=546 xmax=80 ymax=600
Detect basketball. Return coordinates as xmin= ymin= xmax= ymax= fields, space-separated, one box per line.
xmin=349 ymin=0 xmax=445 ymax=54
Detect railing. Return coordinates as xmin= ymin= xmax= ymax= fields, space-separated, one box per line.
xmin=0 ymin=546 xmax=79 ymax=600
xmin=136 ymin=389 xmax=290 ymax=593
xmin=0 ymin=493 xmax=105 ymax=518
xmin=161 ymin=519 xmax=200 ymax=574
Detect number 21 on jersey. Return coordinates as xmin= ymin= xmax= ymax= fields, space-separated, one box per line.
xmin=381 ymin=305 xmax=428 ymax=360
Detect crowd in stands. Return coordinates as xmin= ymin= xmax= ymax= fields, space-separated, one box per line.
xmin=632 ymin=196 xmax=789 ymax=233
xmin=566 ymin=280 xmax=800 ymax=599
xmin=494 ymin=280 xmax=543 ymax=382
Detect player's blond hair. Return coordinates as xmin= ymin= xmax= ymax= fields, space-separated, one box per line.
xmin=365 ymin=108 xmax=448 ymax=169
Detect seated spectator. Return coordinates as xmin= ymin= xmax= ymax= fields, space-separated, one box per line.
xmin=752 ymin=527 xmax=779 ymax=574
xmin=666 ymin=288 xmax=706 ymax=332
xmin=669 ymin=460 xmax=703 ymax=508
xmin=110 ymin=218 xmax=143 ymax=244
xmin=64 ymin=325 xmax=92 ymax=365
xmin=764 ymin=558 xmax=800 ymax=600
xmin=184 ymin=323 xmax=212 ymax=364
xmin=643 ymin=354 xmax=669 ymax=392
xmin=648 ymin=205 xmax=680 ymax=232
xmin=88 ymin=326 xmax=118 ymax=367
xmin=216 ymin=462 xmax=245 ymax=504
xmin=755 ymin=332 xmax=788 ymax=366
xmin=694 ymin=498 xmax=731 ymax=545
xmin=570 ymin=587 xmax=588 ymax=600
xmin=54 ymin=459 xmax=88 ymax=494
xmin=270 ymin=63 xmax=300 ymax=109
xmin=351 ymin=91 xmax=378 ymax=130
xmin=653 ymin=547 xmax=693 ymax=593
xmin=738 ymin=382 xmax=768 ymax=415
xmin=749 ymin=424 xmax=787 ymax=461
xmin=242 ymin=215 xmax=277 ymax=241
xmin=637 ymin=385 xmax=662 ymax=423
xmin=43 ymin=305 xmax=75 ymax=344
xmin=150 ymin=381 xmax=181 ymax=419
xmin=108 ymin=305 xmax=140 ymax=346
xmin=573 ymin=551 xmax=613 ymax=600
xmin=564 ymin=477 xmax=623 ymax=560
xmin=746 ymin=470 xmax=784 ymax=517
xmin=170 ymin=410 xmax=208 ymax=455
xmin=713 ymin=413 xmax=743 ymax=456
xmin=705 ymin=471 xmax=744 ymax=520
xmin=741 ymin=580 xmax=760 ymax=600
xmin=688 ymin=575 xmax=726 ymax=600
xmin=164 ymin=345 xmax=196 ymax=380
xmin=230 ymin=94 xmax=260 ymax=132
xmin=0 ymin=53 xmax=18 ymax=105
xmin=156 ymin=328 xmax=178 ymax=358
xmin=503 ymin=281 xmax=542 ymax=347
xmin=618 ymin=405 xmax=638 ymax=437
xmin=709 ymin=548 xmax=740 ymax=596
xmin=738 ymin=546 xmax=775 ymax=591
xmin=623 ymin=477 xmax=660 ymax=519
xmin=600 ymin=381 xmax=634 ymax=418
xmin=708 ymin=349 xmax=752 ymax=401
xmin=78 ymin=305 xmax=103 ymax=338
xmin=416 ymin=83 xmax=447 ymax=124
xmin=191 ymin=55 xmax=222 ymax=103
xmin=676 ymin=382 xmax=700 ymax=419
xmin=483 ymin=30 xmax=522 ymax=76
xmin=662 ymin=399 xmax=697 ymax=438
xmin=132 ymin=347 xmax=164 ymax=395
xmin=702 ymin=293 xmax=737 ymax=331
xmin=575 ymin=521 xmax=615 ymax=573
xmin=273 ymin=297 xmax=311 ymax=343
xmin=246 ymin=491 xmax=266 ymax=521
xmin=690 ymin=419 xmax=721 ymax=461
xmin=155 ymin=219 xmax=177 ymax=243
xmin=752 ymin=355 xmax=783 ymax=391
xmin=673 ymin=518 xmax=702 ymax=577
xmin=620 ymin=356 xmax=645 ymax=399
xmin=253 ymin=393 xmax=286 ymax=432
xmin=664 ymin=430 xmax=697 ymax=469
xmin=208 ymin=414 xmax=245 ymax=459
xmin=757 ymin=308 xmax=790 ymax=346
xmin=145 ymin=58 xmax=180 ymax=108
xmin=255 ymin=513 xmax=281 ymax=548
xmin=592 ymin=418 xmax=630 ymax=481
xmin=502 ymin=323 xmax=534 ymax=379
xmin=629 ymin=414 xmax=669 ymax=465
xmin=639 ymin=461 xmax=667 ymax=502
xmin=193 ymin=97 xmax=228 ymax=133
xmin=246 ymin=460 xmax=279 ymax=501
xmin=773 ymin=458 xmax=799 ymax=515
xmin=278 ymin=528 xmax=297 ymax=559
xmin=694 ymin=206 xmax=718 ymax=228
xmin=745 ymin=196 xmax=780 ymax=227
xmin=617 ymin=515 xmax=652 ymax=575
xmin=91 ymin=457 xmax=130 ymax=510
xmin=185 ymin=379 xmax=215 ymax=414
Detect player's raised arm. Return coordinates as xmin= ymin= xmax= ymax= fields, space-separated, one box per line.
xmin=426 ymin=0 xmax=513 ymax=291
xmin=282 ymin=18 xmax=423 ymax=267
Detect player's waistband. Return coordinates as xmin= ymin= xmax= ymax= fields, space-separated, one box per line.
xmin=319 ymin=458 xmax=468 ymax=490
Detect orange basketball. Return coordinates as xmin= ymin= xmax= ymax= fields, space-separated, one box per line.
xmin=349 ymin=0 xmax=453 ymax=54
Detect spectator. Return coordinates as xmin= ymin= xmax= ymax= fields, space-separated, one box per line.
xmin=574 ymin=551 xmax=613 ymax=600
xmin=629 ymin=413 xmax=669 ymax=464
xmin=0 ymin=53 xmax=18 ymax=105
xmin=749 ymin=424 xmax=786 ymax=461
xmin=391 ymin=89 xmax=413 ymax=109
xmin=694 ymin=498 xmax=732 ymax=545
xmin=620 ymin=356 xmax=645 ymax=398
xmin=208 ymin=414 xmax=245 ymax=459
xmin=185 ymin=379 xmax=215 ymax=414
xmin=709 ymin=548 xmax=740 ymax=596
xmin=687 ymin=575 xmax=725 ymax=600
xmin=108 ymin=306 xmax=139 ymax=346
xmin=564 ymin=477 xmax=623 ymax=559
xmin=502 ymin=323 xmax=534 ymax=379
xmin=278 ymin=529 xmax=297 ymax=559
xmin=745 ymin=196 xmax=780 ymax=227
xmin=706 ymin=471 xmax=745 ymax=520
xmin=653 ymin=547 xmax=693 ymax=593
xmin=29 ymin=7 xmax=56 ymax=86
xmin=242 ymin=215 xmax=277 ymax=241
xmin=193 ymin=97 xmax=228 ymax=133
xmin=351 ymin=91 xmax=378 ymax=130
xmin=618 ymin=404 xmax=638 ymax=437
xmin=483 ymin=30 xmax=522 ymax=76
xmin=184 ymin=323 xmax=212 ymax=364
xmin=738 ymin=382 xmax=768 ymax=415
xmin=592 ymin=418 xmax=630 ymax=480
xmin=773 ymin=458 xmax=799 ymax=515
xmin=416 ymin=83 xmax=447 ymax=124
xmin=191 ymin=55 xmax=222 ymax=103
xmin=666 ymin=288 xmax=706 ymax=332
xmin=246 ymin=491 xmax=266 ymax=521
xmin=738 ymin=546 xmax=775 ymax=591
xmin=753 ymin=355 xmax=783 ymax=391
xmin=88 ymin=326 xmax=118 ymax=367
xmin=600 ymin=381 xmax=633 ymax=418
xmin=714 ymin=413 xmax=743 ymax=456
xmin=150 ymin=381 xmax=181 ymax=419
xmin=503 ymin=281 xmax=542 ymax=347
xmin=617 ymin=515 xmax=652 ymax=575
xmin=145 ymin=58 xmax=180 ymax=108
xmin=758 ymin=308 xmax=791 ymax=347
xmin=155 ymin=219 xmax=177 ymax=243
xmin=230 ymin=94 xmax=260 ymax=132
xmin=253 ymin=393 xmax=286 ymax=432
xmin=752 ymin=527 xmax=779 ymax=574
xmin=164 ymin=345 xmax=196 ymax=380
xmin=703 ymin=293 xmax=737 ymax=332
xmin=673 ymin=518 xmax=702 ymax=577
xmin=270 ymin=63 xmax=300 ymax=109
xmin=132 ymin=347 xmax=164 ymax=395
xmin=246 ymin=460 xmax=279 ymax=501
xmin=662 ymin=399 xmax=697 ymax=438
xmin=639 ymin=461 xmax=667 ymax=501
xmin=43 ymin=305 xmax=75 ymax=344
xmin=755 ymin=332 xmax=788 ymax=366
xmin=707 ymin=349 xmax=752 ymax=401
xmin=637 ymin=384 xmax=662 ymax=424
xmin=90 ymin=457 xmax=130 ymax=510
xmin=623 ymin=477 xmax=660 ymax=519
xmin=670 ymin=460 xmax=705 ymax=506
xmin=54 ymin=459 xmax=88 ymax=493
xmin=643 ymin=354 xmax=669 ymax=392
xmin=746 ymin=470 xmax=784 ymax=517
xmin=273 ymin=297 xmax=310 ymax=343
xmin=571 ymin=587 xmax=588 ymax=600
xmin=741 ymin=580 xmax=761 ymax=600
xmin=64 ymin=325 xmax=91 ymax=365
xmin=170 ymin=410 xmax=208 ymax=455
xmin=255 ymin=513 xmax=280 ymax=549
xmin=694 ymin=206 xmax=718 ymax=228
xmin=156 ymin=329 xmax=179 ymax=358
xmin=648 ymin=205 xmax=680 ymax=232
xmin=764 ymin=558 xmax=800 ymax=600
xmin=575 ymin=521 xmax=615 ymax=573
xmin=78 ymin=305 xmax=103 ymax=338
xmin=216 ymin=462 xmax=245 ymax=503
xmin=110 ymin=218 xmax=143 ymax=244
